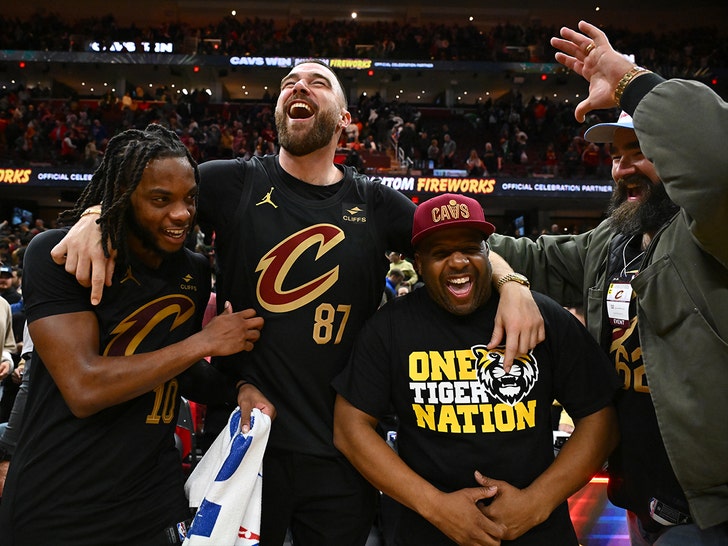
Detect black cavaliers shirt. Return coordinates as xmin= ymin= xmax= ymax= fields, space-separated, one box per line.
xmin=198 ymin=155 xmax=416 ymax=457
xmin=604 ymin=234 xmax=689 ymax=526
xmin=0 ymin=229 xmax=210 ymax=546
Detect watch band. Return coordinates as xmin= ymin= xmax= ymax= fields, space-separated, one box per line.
xmin=496 ymin=273 xmax=530 ymax=290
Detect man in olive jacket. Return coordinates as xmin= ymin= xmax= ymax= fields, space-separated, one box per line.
xmin=489 ymin=20 xmax=728 ymax=545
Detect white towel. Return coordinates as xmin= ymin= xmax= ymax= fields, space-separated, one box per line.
xmin=184 ymin=407 xmax=271 ymax=546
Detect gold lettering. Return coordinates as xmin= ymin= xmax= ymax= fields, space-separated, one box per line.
xmin=515 ymin=399 xmax=537 ymax=428
xmin=437 ymin=405 xmax=461 ymax=433
xmin=412 ymin=403 xmax=436 ymax=429
xmin=493 ymin=403 xmax=515 ymax=431
xmin=455 ymin=349 xmax=477 ymax=379
xmin=412 ymin=401 xmax=537 ymax=433
xmin=457 ymin=404 xmax=479 ymax=433
xmin=409 ymin=351 xmax=430 ymax=381
xmin=480 ymin=404 xmax=495 ymax=432
xmin=429 ymin=350 xmax=457 ymax=380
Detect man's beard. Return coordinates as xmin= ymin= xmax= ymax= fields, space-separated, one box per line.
xmin=607 ymin=176 xmax=679 ymax=236
xmin=125 ymin=207 xmax=176 ymax=260
xmin=275 ymin=105 xmax=340 ymax=156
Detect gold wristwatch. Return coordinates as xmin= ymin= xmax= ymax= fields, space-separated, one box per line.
xmin=496 ymin=272 xmax=530 ymax=290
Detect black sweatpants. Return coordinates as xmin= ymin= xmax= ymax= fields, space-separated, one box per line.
xmin=260 ymin=450 xmax=377 ymax=546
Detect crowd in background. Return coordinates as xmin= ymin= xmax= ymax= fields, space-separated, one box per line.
xmin=1 ymin=11 xmax=726 ymax=70
xmin=0 ymin=82 xmax=618 ymax=181
xmin=1 ymin=13 xmax=726 ymax=178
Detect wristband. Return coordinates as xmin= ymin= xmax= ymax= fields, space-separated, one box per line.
xmin=614 ymin=66 xmax=651 ymax=107
xmin=80 ymin=205 xmax=102 ymax=218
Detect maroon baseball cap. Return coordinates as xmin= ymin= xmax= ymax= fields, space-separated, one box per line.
xmin=412 ymin=193 xmax=495 ymax=247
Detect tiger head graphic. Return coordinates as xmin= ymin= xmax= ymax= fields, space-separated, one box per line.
xmin=472 ymin=345 xmax=539 ymax=406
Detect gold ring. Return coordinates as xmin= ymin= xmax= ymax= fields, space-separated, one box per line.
xmin=584 ymin=42 xmax=596 ymax=56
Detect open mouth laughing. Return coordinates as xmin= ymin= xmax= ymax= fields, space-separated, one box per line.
xmin=288 ymin=100 xmax=314 ymax=119
xmin=447 ymin=275 xmax=472 ymax=297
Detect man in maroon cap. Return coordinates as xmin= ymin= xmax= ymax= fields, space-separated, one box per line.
xmin=333 ymin=193 xmax=620 ymax=546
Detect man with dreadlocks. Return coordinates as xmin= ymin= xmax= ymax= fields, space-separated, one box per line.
xmin=0 ymin=124 xmax=266 ymax=546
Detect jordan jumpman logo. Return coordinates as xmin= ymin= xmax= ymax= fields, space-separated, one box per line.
xmin=255 ymin=187 xmax=278 ymax=208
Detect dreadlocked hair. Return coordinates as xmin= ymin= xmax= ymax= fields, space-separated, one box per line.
xmin=59 ymin=123 xmax=199 ymax=272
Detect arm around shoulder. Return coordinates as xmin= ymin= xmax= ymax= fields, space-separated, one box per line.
xmin=49 ymin=208 xmax=113 ymax=305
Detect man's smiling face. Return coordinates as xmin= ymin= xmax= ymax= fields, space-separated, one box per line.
xmin=274 ymin=62 xmax=350 ymax=156
xmin=415 ymin=227 xmax=492 ymax=316
xmin=607 ymin=127 xmax=677 ymax=235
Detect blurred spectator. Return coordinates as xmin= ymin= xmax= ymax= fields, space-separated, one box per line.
xmin=441 ymin=133 xmax=456 ymax=168
xmin=84 ymin=140 xmax=102 ymax=169
xmin=383 ymin=268 xmax=405 ymax=302
xmin=0 ymin=265 xmax=20 ymax=306
xmin=581 ymin=142 xmax=601 ymax=178
xmin=482 ymin=141 xmax=499 ymax=175
xmin=544 ymin=142 xmax=558 ymax=176
xmin=562 ymin=143 xmax=581 ymax=178
xmin=427 ymin=138 xmax=440 ymax=168
xmin=465 ymin=148 xmax=486 ymax=176
xmin=386 ymin=251 xmax=418 ymax=287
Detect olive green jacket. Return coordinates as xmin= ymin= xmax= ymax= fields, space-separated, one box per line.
xmin=490 ymin=78 xmax=728 ymax=529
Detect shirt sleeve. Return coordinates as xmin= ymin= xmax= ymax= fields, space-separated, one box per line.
xmin=22 ymin=229 xmax=95 ymax=324
xmin=198 ymin=158 xmax=246 ymax=245
xmin=332 ymin=307 xmax=395 ymax=420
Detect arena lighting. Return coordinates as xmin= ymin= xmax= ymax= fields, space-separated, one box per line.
xmin=367 ymin=69 xmax=374 ymax=76
xmin=193 ymin=65 xmax=200 ymax=73
xmin=351 ymin=12 xmax=357 ymax=19
xmin=541 ymin=74 xmax=548 ymax=81
xmin=19 ymin=61 xmax=26 ymax=68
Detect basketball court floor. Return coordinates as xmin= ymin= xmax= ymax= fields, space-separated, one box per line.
xmin=570 ymin=477 xmax=630 ymax=545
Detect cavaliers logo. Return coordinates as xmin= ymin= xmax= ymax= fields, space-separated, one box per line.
xmin=256 ymin=224 xmax=345 ymax=313
xmin=104 ymin=295 xmax=195 ymax=356
xmin=472 ymin=345 xmax=539 ymax=406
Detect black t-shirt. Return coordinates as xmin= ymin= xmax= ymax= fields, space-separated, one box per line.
xmin=334 ymin=288 xmax=620 ymax=545
xmin=0 ymin=229 xmax=211 ymax=546
xmin=198 ymin=155 xmax=416 ymax=457
xmin=603 ymin=234 xmax=689 ymax=527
